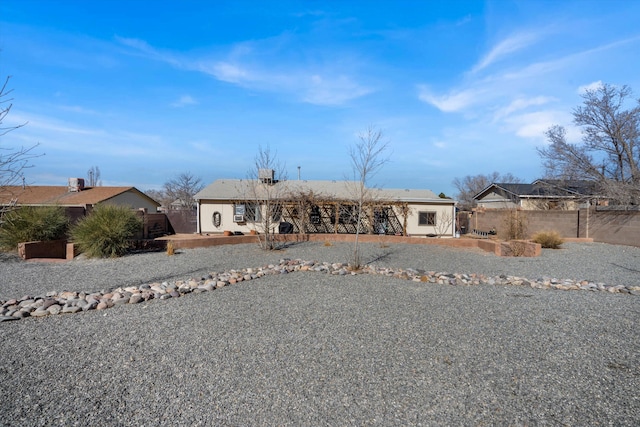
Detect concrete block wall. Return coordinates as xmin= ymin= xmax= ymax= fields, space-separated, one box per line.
xmin=473 ymin=208 xmax=640 ymax=247
xmin=587 ymin=210 xmax=640 ymax=246
xmin=526 ymin=210 xmax=579 ymax=238
xmin=472 ymin=209 xmax=579 ymax=239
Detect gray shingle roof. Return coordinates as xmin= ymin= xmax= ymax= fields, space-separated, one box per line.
xmin=194 ymin=179 xmax=450 ymax=203
xmin=474 ymin=180 xmax=602 ymax=201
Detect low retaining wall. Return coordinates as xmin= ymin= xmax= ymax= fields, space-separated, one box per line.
xmin=18 ymin=240 xmax=67 ymax=260
xmin=15 ymin=234 xmax=544 ymax=259
xmin=165 ymin=233 xmax=542 ymax=257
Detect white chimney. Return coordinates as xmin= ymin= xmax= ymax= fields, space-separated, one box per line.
xmin=259 ymin=169 xmax=275 ymax=184
xmin=68 ymin=178 xmax=85 ymax=192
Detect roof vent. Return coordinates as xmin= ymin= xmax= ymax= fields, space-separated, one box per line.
xmin=68 ymin=178 xmax=85 ymax=192
xmin=259 ymin=169 xmax=275 ymax=184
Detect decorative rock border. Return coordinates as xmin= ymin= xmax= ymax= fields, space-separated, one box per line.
xmin=1 ymin=259 xmax=638 ymax=321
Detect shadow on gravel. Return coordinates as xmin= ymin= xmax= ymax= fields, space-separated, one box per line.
xmin=0 ymin=252 xmax=21 ymax=262
xmin=364 ymin=249 xmax=394 ymax=266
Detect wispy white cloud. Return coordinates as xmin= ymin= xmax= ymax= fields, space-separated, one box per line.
xmin=455 ymin=15 xmax=472 ymax=26
xmin=8 ymin=112 xmax=101 ymax=136
xmin=493 ymin=96 xmax=556 ymax=122
xmin=189 ymin=140 xmax=217 ymax=153
xmin=503 ymin=110 xmax=574 ymax=142
xmin=505 ymin=111 xmax=557 ymax=140
xmin=433 ymin=141 xmax=447 ymax=149
xmin=193 ymin=60 xmax=252 ymax=83
xmin=292 ymin=10 xmax=326 ymax=18
xmin=116 ymin=36 xmax=372 ymax=106
xmin=417 ymin=85 xmax=487 ymax=112
xmin=422 ymin=29 xmax=640 ymax=113
xmin=304 ymin=74 xmax=372 ymax=105
xmin=57 ymin=105 xmax=99 ymax=115
xmin=577 ymin=80 xmax=603 ymax=94
xmin=171 ymin=95 xmax=198 ymax=108
xmin=115 ymin=36 xmax=182 ymax=68
xmin=472 ymin=31 xmax=541 ymax=73
xmin=7 ymin=111 xmax=164 ymax=157
xmin=502 ymin=35 xmax=640 ymax=82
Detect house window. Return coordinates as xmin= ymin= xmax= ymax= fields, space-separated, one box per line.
xmin=234 ymin=203 xmax=261 ymax=222
xmin=418 ymin=211 xmax=436 ymax=226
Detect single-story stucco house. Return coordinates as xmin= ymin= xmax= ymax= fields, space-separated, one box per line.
xmin=194 ymin=175 xmax=457 ymax=237
xmin=0 ymin=178 xmax=160 ymax=218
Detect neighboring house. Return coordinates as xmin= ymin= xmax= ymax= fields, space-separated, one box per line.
xmin=194 ymin=177 xmax=457 ymax=237
xmin=168 ymin=198 xmax=197 ymax=211
xmin=0 ymin=178 xmax=161 ymax=219
xmin=473 ymin=179 xmax=604 ymax=210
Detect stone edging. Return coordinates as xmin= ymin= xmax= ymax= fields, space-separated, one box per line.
xmin=2 ymin=259 xmax=638 ymax=322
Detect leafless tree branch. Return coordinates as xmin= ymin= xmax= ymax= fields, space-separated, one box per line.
xmin=538 ymin=83 xmax=640 ymax=205
xmin=1 ymin=76 xmax=40 ymax=191
xmin=348 ymin=125 xmax=390 ymax=269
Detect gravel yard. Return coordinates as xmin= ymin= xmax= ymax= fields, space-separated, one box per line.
xmin=1 ymin=241 xmax=639 ymax=425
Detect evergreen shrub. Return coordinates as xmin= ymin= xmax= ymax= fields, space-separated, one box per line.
xmin=0 ymin=206 xmax=69 ymax=251
xmin=70 ymin=204 xmax=141 ymax=258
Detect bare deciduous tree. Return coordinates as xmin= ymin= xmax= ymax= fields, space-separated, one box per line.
xmin=452 ymin=172 xmax=522 ymax=210
xmin=86 ymin=166 xmax=101 ymax=187
xmin=348 ymin=125 xmax=390 ymax=269
xmin=144 ymin=189 xmax=169 ymax=207
xmin=163 ymin=172 xmax=204 ymax=210
xmin=1 ymin=76 xmax=39 ymax=191
xmin=245 ymin=146 xmax=288 ymax=250
xmin=433 ymin=210 xmax=453 ymax=237
xmin=538 ymin=83 xmax=640 ymax=205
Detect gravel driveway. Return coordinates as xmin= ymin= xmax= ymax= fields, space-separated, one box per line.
xmin=1 ymin=241 xmax=639 ymax=425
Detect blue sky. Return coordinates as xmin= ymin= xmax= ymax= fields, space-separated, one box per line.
xmin=2 ymin=1 xmax=639 ymax=196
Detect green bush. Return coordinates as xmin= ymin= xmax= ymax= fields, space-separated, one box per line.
xmin=532 ymin=230 xmax=564 ymax=249
xmin=0 ymin=206 xmax=69 ymax=251
xmin=70 ymin=204 xmax=142 ymax=258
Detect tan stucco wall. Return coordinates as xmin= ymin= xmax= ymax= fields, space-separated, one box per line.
xmin=104 ymin=192 xmax=159 ymax=212
xmin=477 ymin=200 xmax=517 ymax=209
xmin=478 ymin=195 xmax=583 ymax=211
xmin=198 ymin=201 xmax=252 ymax=234
xmin=403 ymin=203 xmax=456 ymax=236
xmin=199 ymin=199 xmax=456 ymax=236
xmin=476 ymin=192 xmax=517 ymax=209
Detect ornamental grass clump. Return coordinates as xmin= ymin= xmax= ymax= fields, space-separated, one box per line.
xmin=0 ymin=206 xmax=69 ymax=251
xmin=70 ymin=204 xmax=142 ymax=258
xmin=532 ymin=230 xmax=564 ymax=249
xmin=166 ymin=240 xmax=175 ymax=256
